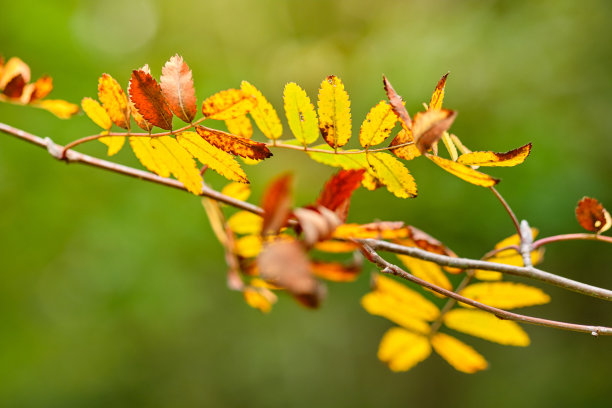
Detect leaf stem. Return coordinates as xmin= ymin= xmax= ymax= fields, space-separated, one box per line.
xmin=489 ymin=186 xmax=521 ymax=236
xmin=532 ymin=233 xmax=612 ymax=249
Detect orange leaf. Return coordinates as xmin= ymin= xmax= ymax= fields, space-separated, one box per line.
xmin=30 ymin=75 xmax=53 ymax=102
xmin=129 ymin=101 xmax=153 ymax=131
xmin=160 ymin=54 xmax=197 ymax=123
xmin=457 ymin=143 xmax=532 ymax=167
xmin=261 ymin=173 xmax=293 ymax=236
xmin=311 ymin=260 xmax=361 ymax=282
xmin=201 ymin=88 xmax=256 ymax=120
xmin=429 ymin=73 xmax=448 ymax=111
xmin=382 ymin=75 xmax=411 ymax=129
xmin=427 ymin=154 xmax=499 ymax=187
xmin=98 ymin=73 xmax=130 ymax=129
xmin=129 ymin=68 xmax=173 ymax=130
xmin=575 ymin=197 xmax=611 ymax=233
xmin=0 ymin=57 xmax=30 ymax=89
xmin=333 ymin=221 xmax=410 ymax=240
xmin=412 ymin=109 xmax=457 ymax=153
xmin=316 ymin=169 xmax=365 ymax=218
xmin=389 ymin=128 xmax=421 ymax=160
xmin=196 ymin=126 xmax=272 ymax=160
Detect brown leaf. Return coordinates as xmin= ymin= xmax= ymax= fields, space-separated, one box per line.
xmin=576 ymin=197 xmax=611 ymax=233
xmin=316 ymin=169 xmax=365 ymax=221
xmin=196 ymin=125 xmax=272 ymax=160
xmin=257 ymin=239 xmax=325 ymax=308
xmin=3 ymin=74 xmax=25 ymax=98
xmin=129 ymin=68 xmax=173 ymax=130
xmin=383 ymin=75 xmax=411 ymax=129
xmin=160 ymin=54 xmax=197 ymax=123
xmin=261 ymin=173 xmax=293 ymax=236
xmin=412 ymin=109 xmax=457 ymax=153
xmin=294 ymin=206 xmax=342 ymax=247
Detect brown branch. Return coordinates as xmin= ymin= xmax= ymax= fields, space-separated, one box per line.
xmin=360 ymin=238 xmax=612 ymax=301
xmin=533 ymin=233 xmax=612 ymax=249
xmin=489 ymin=186 xmax=521 ymax=236
xmin=361 ymin=244 xmax=612 ymax=336
xmin=0 ymin=122 xmax=263 ymax=215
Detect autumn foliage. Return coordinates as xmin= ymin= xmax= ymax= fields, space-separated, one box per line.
xmin=1 ymin=54 xmax=610 ymax=375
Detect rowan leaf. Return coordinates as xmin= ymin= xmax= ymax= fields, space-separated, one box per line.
xmin=382 ymin=76 xmax=411 ymax=129
xmin=427 ymin=154 xmax=499 ymax=187
xmin=429 ymin=73 xmax=448 ymax=111
xmin=311 ymin=260 xmax=361 ymax=282
xmin=221 ymin=182 xmax=251 ymax=202
xmin=176 ymin=131 xmax=248 ymax=183
xmin=195 ymin=126 xmax=272 ymax=160
xmin=129 ymin=68 xmax=173 ymax=130
xmin=160 ymin=54 xmax=197 ymax=123
xmin=359 ymin=100 xmax=397 ymax=148
xmin=150 ymin=136 xmax=202 ymax=194
xmin=412 ymin=109 xmax=457 ymax=153
xmin=396 ymin=255 xmax=453 ymax=295
xmin=362 ymin=292 xmax=431 ymax=334
xmin=227 ymin=211 xmax=262 ymax=235
xmin=361 ymin=171 xmax=383 ymax=190
xmin=316 ymin=169 xmax=364 ymax=215
xmin=460 ymin=282 xmax=550 ymax=309
xmin=283 ymin=82 xmax=319 ymax=146
xmin=575 ymin=197 xmax=611 ymax=233
xmin=225 ymin=115 xmax=253 ymax=138
xmin=431 ymin=332 xmax=488 ymax=374
xmin=81 ymin=97 xmax=112 ymax=130
xmin=307 ymin=144 xmax=369 ymax=170
xmin=313 ymin=240 xmax=358 ymax=253
xmin=201 ymin=88 xmax=255 ymax=120
xmin=34 ymin=99 xmax=80 ymax=119
xmin=333 ymin=222 xmax=410 ymax=240
xmin=129 ymin=100 xmax=153 ymax=131
xmin=235 ymin=235 xmax=263 ymax=258
xmin=390 ymin=128 xmax=420 ymax=160
xmin=377 ymin=328 xmax=431 ymax=372
xmin=240 ymin=81 xmax=283 ymax=140
xmin=261 ymin=173 xmax=293 ymax=236
xmin=317 ymin=75 xmax=351 ymax=148
xmin=129 ymin=136 xmax=170 ymax=177
xmin=367 ymin=152 xmax=418 ymax=198
xmin=243 ymin=286 xmax=277 ymax=313
xmin=0 ymin=57 xmax=30 ymax=89
xmin=98 ymin=73 xmax=130 ymax=129
xmin=444 ymin=309 xmax=530 ymax=346
xmin=458 ymin=143 xmax=532 ymax=167
xmin=3 ymin=74 xmax=26 ymax=98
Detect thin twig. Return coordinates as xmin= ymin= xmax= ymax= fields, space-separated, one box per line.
xmin=489 ymin=186 xmax=521 ymax=236
xmin=361 ymin=238 xmax=612 ymax=301
xmin=360 ymin=243 xmax=612 ymax=336
xmin=533 ymin=233 xmax=612 ymax=249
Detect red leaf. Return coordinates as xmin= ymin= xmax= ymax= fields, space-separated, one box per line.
xmin=575 ymin=197 xmax=611 ymax=233
xmin=261 ymin=173 xmax=293 ymax=235
xmin=129 ymin=68 xmax=173 ymax=130
xmin=3 ymin=74 xmax=25 ymax=98
xmin=160 ymin=54 xmax=197 ymax=123
xmin=383 ymin=75 xmax=411 ymax=129
xmin=316 ymin=169 xmax=365 ymax=221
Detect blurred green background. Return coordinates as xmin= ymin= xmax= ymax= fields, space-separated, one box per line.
xmin=1 ymin=0 xmax=611 ymax=406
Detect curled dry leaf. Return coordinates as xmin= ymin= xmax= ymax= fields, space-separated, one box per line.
xmin=293 ymin=206 xmax=342 ymax=247
xmin=575 ymin=197 xmax=611 ymax=233
xmin=382 ymin=75 xmax=411 ymax=129
xmin=412 ymin=109 xmax=457 ymax=153
xmin=196 ymin=126 xmax=272 ymax=160
xmin=257 ymin=239 xmax=325 ymax=309
xmin=260 ymin=173 xmax=293 ymax=236
xmin=160 ymin=54 xmax=197 ymax=123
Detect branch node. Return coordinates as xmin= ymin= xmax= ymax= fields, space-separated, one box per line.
xmin=591 ymin=330 xmax=600 ymax=337
xmin=519 ymin=219 xmax=534 ymax=267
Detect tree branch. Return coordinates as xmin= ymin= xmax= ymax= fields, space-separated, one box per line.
xmin=361 ymin=243 xmax=612 ymax=336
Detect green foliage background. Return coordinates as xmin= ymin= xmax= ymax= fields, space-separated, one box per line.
xmin=1 ymin=0 xmax=611 ymax=406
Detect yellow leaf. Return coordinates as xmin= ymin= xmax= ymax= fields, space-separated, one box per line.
xmin=494 ymin=228 xmax=538 ymax=249
xmin=225 ymin=115 xmax=253 ymax=139
xmin=333 ymin=223 xmax=410 ymax=240
xmin=473 ymin=270 xmax=503 ymax=281
xmin=362 ymin=292 xmax=431 ymax=334
xmin=368 ymin=152 xmax=417 ymax=198
xmin=150 ymin=136 xmax=202 ymax=194
xmin=458 ymin=143 xmax=532 ymax=167
xmin=201 ymin=88 xmax=256 ymax=120
xmin=202 ymin=197 xmax=228 ymax=246
xmin=377 ymin=328 xmax=431 ymax=372
xmin=129 ymin=137 xmax=170 ymax=177
xmin=98 ymin=73 xmax=130 ymax=129
xmin=243 ymin=287 xmax=277 ymax=313
xmin=359 ymin=100 xmax=397 ymax=148
xmin=221 ymin=182 xmax=251 ymax=202
xmin=390 ymin=128 xmax=421 ymax=161
xmin=364 ymin=274 xmax=439 ymax=322
xmin=99 ymin=135 xmax=125 ymax=156
xmin=241 ymin=81 xmax=283 ymax=140
xmin=428 ymin=73 xmax=448 ymax=111
xmin=361 ymin=171 xmax=382 ymax=190
xmin=81 ymin=97 xmax=111 ymax=130
xmin=450 ymin=134 xmax=471 ymax=155
xmin=444 ymin=309 xmax=530 ymax=346
xmin=427 ymin=154 xmax=499 ymax=187
xmin=235 ymin=235 xmax=263 ymax=258
xmin=441 ymin=132 xmax=458 ymax=161
xmin=35 ymin=99 xmax=79 ymax=119
xmin=313 ymin=240 xmax=358 ymax=253
xmin=283 ymin=82 xmax=319 ymax=146
xmin=460 ymin=282 xmax=550 ymax=309
xmin=227 ymin=211 xmax=263 ymax=235
xmin=431 ymin=332 xmax=488 ymax=374
xmin=396 ymin=255 xmax=453 ymax=296
xmin=176 ymin=131 xmax=248 ymax=183
xmin=317 ymin=75 xmax=351 ymax=148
